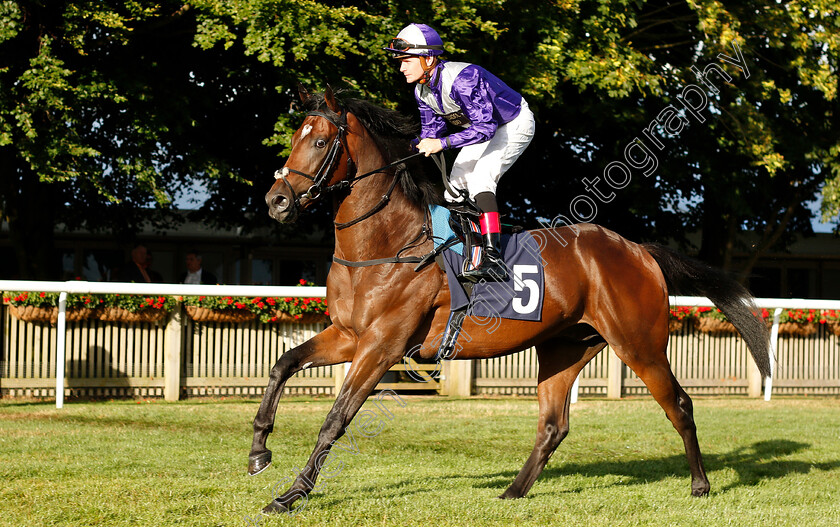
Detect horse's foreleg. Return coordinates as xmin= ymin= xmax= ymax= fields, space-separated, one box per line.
xmin=500 ymin=337 xmax=605 ymax=499
xmin=262 ymin=343 xmax=405 ymax=514
xmin=249 ymin=324 xmax=355 ymax=475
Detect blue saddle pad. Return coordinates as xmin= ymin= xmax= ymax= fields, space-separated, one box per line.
xmin=427 ymin=205 xmax=545 ymax=322
xmin=428 ymin=204 xmax=464 ymax=255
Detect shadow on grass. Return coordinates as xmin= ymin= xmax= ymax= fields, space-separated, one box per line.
xmin=331 ymin=439 xmax=840 ymax=502
xmin=465 ymin=439 xmax=840 ymax=495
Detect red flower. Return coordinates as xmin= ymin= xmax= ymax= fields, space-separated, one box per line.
xmin=299 ymin=279 xmax=307 ymax=285
xmin=39 ymin=292 xmax=46 ymax=298
xmin=267 ymin=298 xmax=276 ymax=306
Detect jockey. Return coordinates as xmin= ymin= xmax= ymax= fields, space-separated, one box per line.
xmin=383 ymin=23 xmax=535 ymax=282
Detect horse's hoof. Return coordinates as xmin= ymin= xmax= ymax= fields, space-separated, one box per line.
xmin=497 ymin=489 xmax=520 ymax=500
xmin=262 ymin=499 xmax=290 ymax=515
xmin=248 ymin=450 xmax=272 ymax=476
xmin=691 ymin=482 xmax=711 ymax=497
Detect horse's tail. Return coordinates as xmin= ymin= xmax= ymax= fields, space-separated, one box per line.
xmin=642 ymin=243 xmax=772 ymax=378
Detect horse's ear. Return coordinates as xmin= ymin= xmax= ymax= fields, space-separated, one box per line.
xmin=297 ymin=83 xmax=310 ymax=104
xmin=324 ymin=84 xmax=340 ymax=113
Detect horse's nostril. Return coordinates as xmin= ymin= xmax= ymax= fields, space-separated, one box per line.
xmin=273 ymin=195 xmax=288 ymax=209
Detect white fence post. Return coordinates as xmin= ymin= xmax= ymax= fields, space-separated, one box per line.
xmin=446 ymin=360 xmax=474 ymax=397
xmin=570 ymin=373 xmax=580 ymax=404
xmin=164 ymin=306 xmax=183 ymax=402
xmin=334 ymin=362 xmax=347 ymax=396
xmin=764 ymin=308 xmax=782 ymax=401
xmin=607 ymin=348 xmax=623 ymax=399
xmin=55 ymin=292 xmax=67 ymax=409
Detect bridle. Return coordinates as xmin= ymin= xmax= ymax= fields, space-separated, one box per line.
xmin=274 ymin=110 xmax=353 ymax=213
xmin=274 ymin=109 xmax=425 ymax=230
xmin=274 ymin=106 xmax=473 ymax=269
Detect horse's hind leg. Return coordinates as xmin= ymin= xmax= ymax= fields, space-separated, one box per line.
xmin=249 ymin=324 xmax=355 ymax=475
xmin=615 ymin=343 xmax=710 ymax=496
xmin=500 ymin=335 xmax=606 ymax=499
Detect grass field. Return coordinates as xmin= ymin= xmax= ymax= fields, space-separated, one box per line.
xmin=1 ymin=396 xmax=839 ymax=527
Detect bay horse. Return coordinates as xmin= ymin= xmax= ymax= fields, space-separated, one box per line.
xmin=251 ymin=86 xmax=771 ymax=513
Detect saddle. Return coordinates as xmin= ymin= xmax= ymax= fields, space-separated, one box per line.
xmin=429 ymin=202 xmax=531 ymax=362
xmin=413 ymin=153 xmax=530 ymax=363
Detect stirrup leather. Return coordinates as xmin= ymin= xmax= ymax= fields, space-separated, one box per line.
xmin=435 ymin=308 xmax=468 ymax=361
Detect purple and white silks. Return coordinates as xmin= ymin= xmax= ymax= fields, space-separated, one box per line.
xmin=414 ymin=60 xmax=524 ymax=150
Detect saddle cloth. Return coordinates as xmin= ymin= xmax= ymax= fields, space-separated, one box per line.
xmin=428 ymin=205 xmax=545 ymax=322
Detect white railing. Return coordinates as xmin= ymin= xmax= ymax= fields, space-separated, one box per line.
xmin=669 ymin=296 xmax=840 ymax=402
xmin=3 ymin=280 xmax=839 ymax=407
xmin=0 ymin=280 xmax=326 ymax=408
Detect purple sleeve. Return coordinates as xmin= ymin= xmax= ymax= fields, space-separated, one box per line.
xmin=444 ymin=67 xmax=498 ymax=149
xmin=415 ymin=90 xmax=448 ymax=139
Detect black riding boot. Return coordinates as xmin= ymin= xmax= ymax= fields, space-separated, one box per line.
xmin=461 ymin=231 xmax=508 ymax=283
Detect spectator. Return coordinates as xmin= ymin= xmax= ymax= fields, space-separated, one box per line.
xmin=180 ymin=250 xmax=218 ymax=284
xmin=115 ymin=244 xmax=152 ymax=283
xmin=145 ymin=250 xmax=164 ymax=282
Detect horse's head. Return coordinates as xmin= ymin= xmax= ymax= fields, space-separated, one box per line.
xmin=266 ymin=85 xmax=356 ymax=223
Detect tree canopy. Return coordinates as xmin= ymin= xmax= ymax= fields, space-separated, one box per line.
xmin=1 ymin=0 xmax=838 ymax=279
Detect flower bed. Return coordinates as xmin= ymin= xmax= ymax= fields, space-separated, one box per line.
xmin=668 ymin=306 xmax=840 ymax=336
xmin=184 ymin=304 xmax=257 ymax=323
xmin=182 ymin=280 xmax=329 ymax=324
xmin=3 ymin=291 xmax=176 ymax=325
xmin=95 ymin=294 xmax=176 ymax=324
xmin=7 ymin=305 xmax=93 ymax=324
xmin=3 ymin=292 xmax=102 ymax=324
xmin=3 ymin=279 xmax=328 ymax=326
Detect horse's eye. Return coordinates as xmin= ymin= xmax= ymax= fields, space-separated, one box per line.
xmin=315 ymin=139 xmax=327 ymax=149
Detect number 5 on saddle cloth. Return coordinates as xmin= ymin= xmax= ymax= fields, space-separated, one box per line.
xmin=428 ymin=204 xmax=546 ymax=361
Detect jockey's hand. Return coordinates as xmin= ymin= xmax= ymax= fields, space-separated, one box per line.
xmin=417 ymin=137 xmax=444 ymax=157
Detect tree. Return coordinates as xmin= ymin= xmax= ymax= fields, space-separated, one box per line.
xmin=2 ymin=0 xmax=839 ymax=281
xmin=191 ymin=0 xmax=840 ymax=277
xmin=0 ymin=1 xmax=297 ymax=278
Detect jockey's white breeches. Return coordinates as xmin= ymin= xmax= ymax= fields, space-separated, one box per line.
xmin=445 ymin=99 xmax=536 ymax=202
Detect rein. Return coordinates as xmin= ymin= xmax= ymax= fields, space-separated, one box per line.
xmin=277 ymin=108 xmax=458 ymax=269
xmin=274 ymin=110 xmax=426 ymax=230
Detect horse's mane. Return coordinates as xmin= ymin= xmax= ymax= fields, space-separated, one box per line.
xmin=302 ymin=92 xmax=442 ymax=208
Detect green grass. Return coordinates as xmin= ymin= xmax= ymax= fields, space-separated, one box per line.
xmin=1 ymin=396 xmax=839 ymax=527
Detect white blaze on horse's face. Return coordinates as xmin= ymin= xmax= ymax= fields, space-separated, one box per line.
xmin=300 ymin=124 xmax=313 ymax=138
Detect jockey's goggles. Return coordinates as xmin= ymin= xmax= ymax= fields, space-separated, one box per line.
xmin=384 ymin=38 xmax=443 ymax=56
